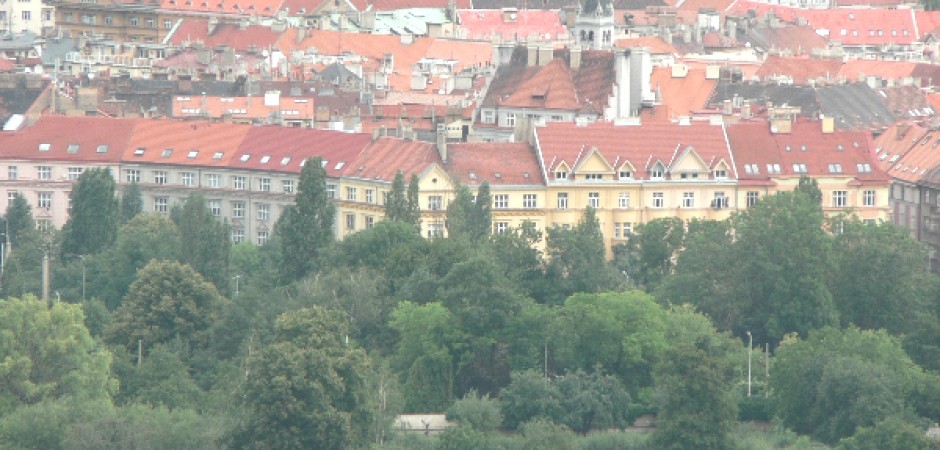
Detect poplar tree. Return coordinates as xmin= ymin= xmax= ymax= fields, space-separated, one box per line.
xmin=61 ymin=168 xmax=120 ymax=257
xmin=274 ymin=156 xmax=335 ymax=284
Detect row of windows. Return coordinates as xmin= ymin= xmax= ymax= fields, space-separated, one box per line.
xmin=151 ymin=196 xmax=273 ymax=220
xmin=551 ymin=190 xmax=878 ymax=209
xmin=344 ymin=213 xmax=377 ymax=232
xmin=556 ymin=169 xmax=729 ymax=181
xmin=125 ymin=169 xmax=295 ymax=193
xmin=741 ymin=163 xmax=873 ymax=175
xmin=61 ymin=12 xmax=171 ymax=29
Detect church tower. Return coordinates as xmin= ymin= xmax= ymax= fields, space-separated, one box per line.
xmin=573 ymin=0 xmax=615 ymax=50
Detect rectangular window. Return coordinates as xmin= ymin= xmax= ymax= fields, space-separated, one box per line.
xmin=68 ymin=167 xmax=83 ymax=181
xmin=494 ymin=194 xmax=509 ymax=209
xmin=257 ymin=203 xmax=270 ymax=221
xmin=125 ymin=169 xmax=140 ymax=183
xmin=832 ymin=190 xmax=847 ymax=208
xmin=37 ymin=191 xmax=52 ymax=208
xmin=494 ymin=222 xmax=509 ymax=234
xmin=619 ymin=170 xmax=632 ymax=179
xmin=208 ymin=199 xmax=221 ymax=217
xmin=746 ymin=191 xmax=759 ymax=207
xmin=366 ymin=216 xmax=375 ymax=229
xmin=327 ymin=183 xmax=337 ymax=199
xmin=618 ymin=192 xmax=630 ymax=209
xmin=651 ymin=167 xmax=664 ymax=179
xmin=283 ymin=180 xmax=295 ymax=193
xmin=505 ymin=113 xmax=516 ymax=127
xmin=428 ymin=195 xmax=443 ymax=210
xmin=652 ymin=192 xmax=664 ymax=208
xmin=8 ymin=166 xmax=17 ymax=180
xmin=863 ymin=190 xmax=876 ymax=207
xmin=557 ymin=192 xmax=568 ymax=209
xmin=232 ymin=228 xmax=245 ymax=243
xmin=81 ymin=13 xmax=95 ymax=24
xmin=153 ymin=171 xmax=167 ymax=185
xmin=584 ymin=174 xmax=603 ymax=180
xmin=588 ymin=192 xmax=600 ymax=209
xmin=129 ymin=16 xmax=138 ymax=26
xmin=482 ymin=110 xmax=494 ymax=124
xmin=8 ymin=191 xmax=17 ymax=204
xmin=164 ymin=19 xmax=172 ymax=29
xmin=766 ymin=164 xmax=781 ymax=174
xmin=346 ymin=213 xmax=356 ymax=230
xmin=427 ymin=222 xmax=443 ymax=238
xmin=154 ymin=196 xmax=168 ymax=213
xmin=346 ymin=186 xmax=357 ymax=201
xmin=615 ymin=222 xmax=632 ymax=239
xmin=257 ymin=230 xmax=268 ymax=246
xmin=232 ymin=201 xmax=244 ymax=218
xmin=715 ymin=168 xmax=727 ymax=178
xmin=180 ymin=172 xmax=194 ymax=186
xmin=713 ymin=192 xmax=728 ymax=208
xmin=523 ymin=194 xmax=537 ymax=208
xmin=104 ymin=15 xmax=112 ymax=25
xmin=37 ymin=166 xmax=51 ymax=180
xmin=259 ymin=178 xmax=271 ymax=192
xmin=555 ymin=171 xmax=568 ymax=180
xmin=22 ymin=11 xmax=30 ymax=21
xmin=682 ymin=192 xmax=695 ymax=208
xmin=233 ymin=176 xmax=246 ymax=190
xmin=792 ymin=163 xmax=807 ymax=174
xmin=365 ymin=189 xmax=375 ymax=204
xmin=206 ymin=174 xmax=220 ymax=188
xmin=145 ymin=18 xmax=154 ymax=28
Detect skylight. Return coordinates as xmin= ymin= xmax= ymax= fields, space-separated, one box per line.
xmin=240 ymin=154 xmax=251 ymax=162
xmin=213 ymin=152 xmax=224 ymax=160
xmin=38 ymin=143 xmax=50 ymax=152
xmin=134 ymin=148 xmax=145 ymax=156
xmin=162 ymin=148 xmax=173 ymax=158
xmin=97 ymin=145 xmax=108 ymax=153
xmin=260 ymin=156 xmax=271 ymax=164
xmin=335 ymin=162 xmax=345 ymax=170
xmin=188 ymin=150 xmax=198 ymax=159
xmin=281 ymin=157 xmax=291 ymax=166
xmin=68 ymin=144 xmax=79 ymax=153
xmin=857 ymin=163 xmax=871 ymax=173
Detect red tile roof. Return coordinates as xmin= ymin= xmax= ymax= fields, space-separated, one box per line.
xmin=0 ymin=116 xmax=136 ymax=163
xmin=122 ymin=120 xmax=252 ymax=166
xmin=872 ymin=121 xmax=928 ymax=173
xmin=173 ymin=94 xmax=316 ymax=120
xmin=234 ymin=126 xmax=373 ymax=176
xmin=726 ymin=119 xmax=888 ymax=185
xmin=614 ymin=35 xmax=678 ymax=54
xmin=535 ymin=120 xmax=733 ymax=181
xmin=749 ymin=24 xmax=829 ymax=56
xmin=838 ymin=60 xmax=918 ymax=83
xmin=756 ymin=56 xmax=843 ymax=85
xmin=885 ymin=128 xmax=940 ymax=184
xmin=501 ymin=58 xmax=580 ymax=110
xmin=367 ymin=0 xmax=470 ymax=10
xmin=342 ymin=137 xmax=440 ymax=182
xmin=159 ymin=0 xmax=285 ymax=16
xmin=456 ymin=10 xmax=566 ymax=41
xmin=167 ymin=20 xmax=284 ymax=51
xmin=650 ymin=66 xmax=717 ymax=119
xmin=446 ymin=142 xmax=543 ymax=186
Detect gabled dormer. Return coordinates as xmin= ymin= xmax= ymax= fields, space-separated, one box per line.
xmin=617 ymin=160 xmax=637 ymax=180
xmin=712 ymin=159 xmax=731 ymax=179
xmin=648 ymin=160 xmax=667 ymax=180
xmin=573 ymin=146 xmax=615 ymax=181
xmin=671 ymin=145 xmax=708 ymax=180
xmin=553 ymin=160 xmax=572 ymax=181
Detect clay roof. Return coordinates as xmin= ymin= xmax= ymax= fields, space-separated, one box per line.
xmin=159 ymin=0 xmax=285 ymax=16
xmin=368 ymin=0 xmax=470 ymax=9
xmin=123 ymin=120 xmax=252 ymax=167
xmin=726 ymin=119 xmax=887 ymax=185
xmin=614 ymin=35 xmax=677 ymax=54
xmin=872 ymin=121 xmax=928 ymax=173
xmin=884 ymin=130 xmax=940 ymax=184
xmin=876 ymin=86 xmax=934 ymax=120
xmin=172 ymin=94 xmax=316 ymax=120
xmin=0 ymin=116 xmax=136 ymax=163
xmin=233 ymin=126 xmax=372 ymax=176
xmin=745 ymin=24 xmax=829 ymax=56
xmin=167 ymin=21 xmax=284 ymax=51
xmin=456 ymin=10 xmax=566 ymax=41
xmin=839 ymin=60 xmax=918 ymax=83
xmin=445 ymin=142 xmax=544 ymax=186
xmin=756 ymin=56 xmax=843 ymax=85
xmin=649 ymin=66 xmax=717 ymax=119
xmin=341 ymin=137 xmax=440 ymax=182
xmin=535 ymin=120 xmax=733 ymax=181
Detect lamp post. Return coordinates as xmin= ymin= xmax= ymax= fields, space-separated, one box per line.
xmin=233 ymin=274 xmax=240 ymax=297
xmin=746 ymin=330 xmax=753 ymax=397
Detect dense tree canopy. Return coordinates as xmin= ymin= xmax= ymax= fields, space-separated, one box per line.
xmin=61 ymin=168 xmax=120 ymax=258
xmin=274 ymin=157 xmax=335 ymax=284
xmin=172 ymin=193 xmax=231 ymax=293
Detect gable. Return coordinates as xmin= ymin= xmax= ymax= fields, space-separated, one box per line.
xmin=553 ymin=160 xmax=572 ymax=173
xmin=671 ymin=146 xmax=709 ymax=173
xmin=617 ymin=160 xmax=637 ymax=175
xmin=574 ymin=147 xmax=615 ymax=173
xmin=417 ymin=164 xmax=454 ymax=192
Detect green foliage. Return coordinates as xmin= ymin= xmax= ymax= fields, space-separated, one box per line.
xmin=435 ymin=425 xmax=491 ymax=450
xmin=446 ymin=390 xmax=503 ymax=432
xmin=835 ymin=417 xmax=938 ymax=450
xmin=61 ymin=168 xmax=120 ymax=257
xmin=446 ymin=183 xmax=491 ymax=243
xmin=0 ymin=296 xmax=115 ymax=414
xmin=120 ymin=181 xmax=144 ymax=224
xmin=110 ymin=342 xmax=205 ymax=410
xmin=578 ymin=431 xmax=649 ymax=450
xmin=172 ymin=193 xmax=231 ymax=293
xmin=231 ymin=306 xmax=374 ymax=450
xmin=556 ymin=368 xmax=632 ymax=434
xmin=390 ymin=301 xmax=462 ymax=412
xmin=738 ymin=395 xmax=775 ymax=422
xmin=106 ymin=260 xmax=225 ymax=352
xmin=771 ymin=327 xmax=923 ymax=444
xmin=5 ymin=192 xmax=35 ymax=247
xmin=1 ymin=195 xmax=48 ymax=299
xmin=0 ymin=398 xmax=113 ymax=450
xmin=650 ymin=341 xmax=738 ymax=450
xmin=617 ymin=217 xmax=685 ymax=290
xmin=384 ymin=171 xmax=421 ymax=228
xmin=518 ymin=419 xmax=578 ymax=450
xmin=544 ymin=208 xmax=621 ymax=303
xmin=499 ymin=369 xmax=563 ymax=431
xmin=274 ymin=156 xmax=335 ymax=284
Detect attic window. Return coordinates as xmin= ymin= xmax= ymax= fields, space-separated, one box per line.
xmin=97 ymin=145 xmax=108 ymax=153
xmin=39 ymin=143 xmax=50 ymax=152
xmin=853 ymin=141 xmax=859 ymax=148
xmin=260 ymin=155 xmax=271 ymax=164
xmin=890 ymin=154 xmax=900 ymax=163
xmin=800 ymin=145 xmax=807 ymax=152
xmin=584 ymin=174 xmax=603 ymax=180
xmin=828 ymin=163 xmax=843 ymax=174
xmin=240 ymin=154 xmax=251 ymax=162
xmin=319 ymin=160 xmax=327 ymax=168
xmin=744 ymin=163 xmax=759 ymax=174
xmin=837 ymin=144 xmax=843 ymax=151
xmin=651 ymin=166 xmax=665 ymax=179
xmin=188 ymin=150 xmax=198 ymax=159
xmin=766 ymin=163 xmax=781 ymax=174
xmin=793 ymin=163 xmax=807 ymax=174
xmin=555 ymin=171 xmax=568 ymax=180
xmin=134 ymin=147 xmax=145 ymax=156
xmin=162 ymin=148 xmax=173 ymax=158
xmin=619 ymin=170 xmax=632 ymax=179
xmin=335 ymin=162 xmax=345 ymax=170
xmin=213 ymin=152 xmax=224 ymax=160
xmin=785 ymin=145 xmax=791 ymax=152
xmin=68 ymin=144 xmax=80 ymax=153
xmin=280 ymin=156 xmax=291 ymax=166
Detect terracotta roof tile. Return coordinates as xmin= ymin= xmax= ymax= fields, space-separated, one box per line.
xmin=839 ymin=60 xmax=918 ymax=83
xmin=614 ymin=35 xmax=677 ymax=54
xmin=368 ymin=0 xmax=470 ymax=9
xmin=872 ymin=121 xmax=928 ymax=173
xmin=341 ymin=137 xmax=440 ymax=182
xmin=535 ymin=120 xmax=733 ymax=181
xmin=746 ymin=24 xmax=829 ymax=56
xmin=233 ymin=126 xmax=372 ymax=176
xmin=160 ymin=0 xmax=285 ymax=16
xmin=456 ymin=10 xmax=566 ymax=41
xmin=173 ymin=94 xmax=316 ymax=120
xmin=446 ymin=142 xmax=543 ymax=186
xmin=756 ymin=56 xmax=843 ymax=84
xmin=884 ymin=128 xmax=940 ymax=184
xmin=123 ymin=120 xmax=252 ymax=166
xmin=0 ymin=116 xmax=136 ymax=163
xmin=502 ymin=58 xmax=580 ymax=110
xmin=650 ymin=66 xmax=717 ymax=118
xmin=167 ymin=21 xmax=284 ymax=51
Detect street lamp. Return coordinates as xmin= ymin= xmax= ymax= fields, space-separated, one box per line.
xmin=746 ymin=330 xmax=753 ymax=397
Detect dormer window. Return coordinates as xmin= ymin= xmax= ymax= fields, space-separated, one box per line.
xmin=744 ymin=164 xmax=759 ymax=174
xmin=213 ymin=152 xmax=224 ymax=160
xmin=555 ymin=171 xmax=568 ymax=180
xmin=793 ymin=163 xmax=808 ymax=174
xmin=651 ymin=165 xmax=665 ymax=179
xmin=188 ymin=150 xmax=198 ymax=159
xmin=715 ymin=168 xmax=727 ymax=178
xmin=619 ymin=170 xmax=632 ymax=179
xmin=67 ymin=144 xmax=80 ymax=153
xmin=857 ymin=163 xmax=872 ymax=173
xmin=583 ymin=174 xmax=603 ymax=180
xmin=828 ymin=163 xmax=843 ymax=174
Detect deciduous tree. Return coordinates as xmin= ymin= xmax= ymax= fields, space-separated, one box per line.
xmin=172 ymin=193 xmax=231 ymax=292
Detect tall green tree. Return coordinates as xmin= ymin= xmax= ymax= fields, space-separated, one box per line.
xmin=105 ymin=260 xmax=225 ymax=352
xmin=616 ymin=217 xmax=685 ymax=291
xmin=5 ymin=192 xmax=35 ymax=247
xmin=120 ymin=182 xmax=143 ymax=224
xmin=383 ymin=171 xmax=420 ymax=228
xmin=61 ymin=168 xmax=120 ymax=258
xmin=544 ymin=208 xmax=621 ymax=303
xmin=172 ymin=193 xmax=231 ymax=292
xmin=0 ymin=296 xmax=115 ymax=415
xmin=406 ymin=174 xmax=422 ymax=228
xmin=0 ymin=194 xmax=46 ymax=298
xmin=274 ymin=156 xmax=335 ymax=284
xmin=446 ymin=184 xmax=489 ymax=242
xmin=231 ymin=306 xmax=374 ymax=450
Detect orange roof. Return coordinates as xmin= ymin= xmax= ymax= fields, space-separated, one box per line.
xmin=424 ymin=39 xmax=494 ymax=72
xmin=173 ymin=95 xmax=316 ymax=120
xmin=614 ymin=36 xmax=678 ymax=54
xmin=341 ymin=137 xmax=440 ymax=182
xmin=839 ymin=60 xmax=918 ymax=83
xmin=367 ymin=0 xmax=470 ymax=10
xmin=502 ymin=58 xmax=580 ymax=110
xmin=756 ymin=56 xmax=843 ymax=84
xmin=885 ymin=129 xmax=940 ymax=184
xmin=233 ymin=126 xmax=373 ymax=176
xmin=446 ymin=142 xmax=543 ymax=186
xmin=456 ymin=10 xmax=566 ymax=42
xmin=167 ymin=20 xmax=284 ymax=51
xmin=123 ymin=120 xmax=251 ymax=167
xmin=872 ymin=121 xmax=928 ymax=173
xmin=0 ymin=116 xmax=136 ymax=163
xmin=159 ymin=0 xmax=285 ymax=16
xmin=749 ymin=24 xmax=829 ymax=56
xmin=650 ymin=67 xmax=717 ymax=119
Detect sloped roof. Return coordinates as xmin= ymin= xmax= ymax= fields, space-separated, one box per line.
xmin=872 ymin=121 xmax=928 ymax=173
xmin=744 ymin=24 xmax=829 ymax=56
xmin=839 ymin=60 xmax=918 ymax=83
xmin=710 ymin=82 xmax=819 ymax=117
xmin=446 ymin=142 xmax=543 ymax=186
xmin=817 ymin=83 xmax=895 ymax=131
xmin=726 ymin=119 xmax=887 ymax=185
xmin=876 ymin=86 xmax=934 ymax=120
xmin=123 ymin=120 xmax=251 ymax=166
xmin=368 ymin=0 xmax=470 ymax=9
xmin=884 ymin=130 xmax=940 ymax=184
xmin=0 ymin=116 xmax=136 ymax=163
xmin=755 ymin=56 xmax=842 ymax=85
xmin=167 ymin=21 xmax=284 ymax=51
xmin=614 ymin=35 xmax=677 ymax=54
xmin=341 ymin=137 xmax=440 ymax=182
xmin=172 ymin=94 xmax=316 ymax=120
xmin=535 ymin=120 xmax=732 ymax=181
xmin=233 ymin=126 xmax=372 ymax=176
xmin=456 ymin=10 xmax=566 ymax=42
xmin=160 ymin=0 xmax=285 ymax=16
xmin=649 ymin=66 xmax=716 ymax=118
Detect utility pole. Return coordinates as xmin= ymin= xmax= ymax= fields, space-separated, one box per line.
xmin=746 ymin=330 xmax=752 ymax=397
